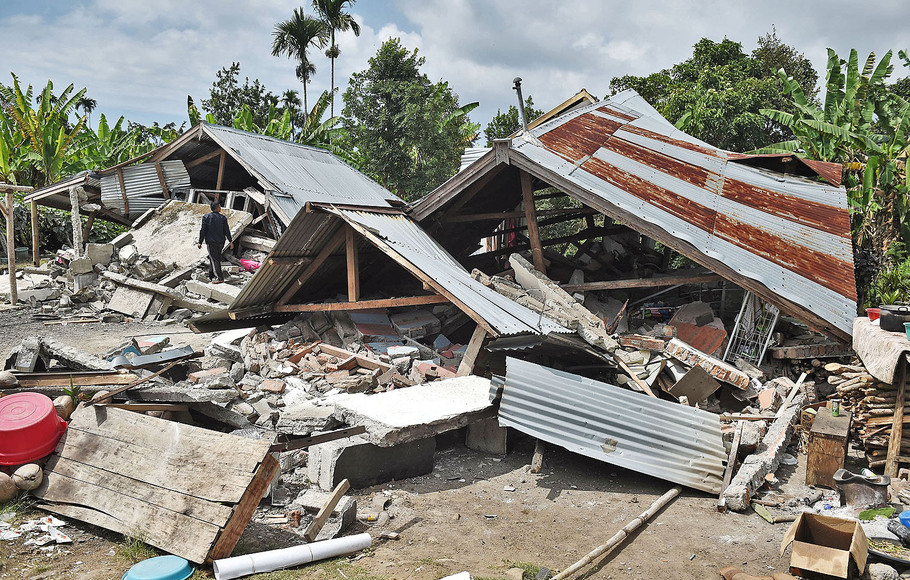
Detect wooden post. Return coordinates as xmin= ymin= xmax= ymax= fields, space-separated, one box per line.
xmin=82 ymin=211 xmax=96 ymax=242
xmin=530 ymin=440 xmax=545 ymax=473
xmin=30 ymin=200 xmax=39 ymax=266
xmin=154 ymin=162 xmax=170 ymax=199
xmin=4 ymin=191 xmax=15 ymax=305
xmin=886 ymin=361 xmax=907 ymax=477
xmin=216 ymin=151 xmax=226 ymax=191
xmin=346 ymin=225 xmax=359 ymax=302
xmin=457 ymin=324 xmax=487 ymax=376
xmin=520 ymin=170 xmax=546 ymax=274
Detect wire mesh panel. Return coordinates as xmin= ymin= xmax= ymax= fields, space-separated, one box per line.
xmin=723 ymin=291 xmax=779 ymax=366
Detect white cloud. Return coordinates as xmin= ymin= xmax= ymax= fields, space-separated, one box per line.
xmin=0 ymin=0 xmax=907 ymax=135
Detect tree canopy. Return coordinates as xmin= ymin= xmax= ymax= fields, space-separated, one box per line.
xmin=200 ymin=62 xmax=280 ymax=128
xmin=342 ymin=38 xmax=478 ymax=201
xmin=609 ymin=31 xmax=817 ymax=152
xmin=483 ymin=96 xmax=544 ymax=146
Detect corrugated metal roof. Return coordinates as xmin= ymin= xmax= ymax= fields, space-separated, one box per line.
xmin=498 ymin=357 xmax=726 ymax=494
xmin=202 ymin=124 xmax=402 ymax=217
xmin=23 ymin=171 xmax=101 ymax=210
xmin=228 ymin=206 xmax=570 ymax=338
xmin=331 ymin=209 xmax=570 ymax=337
xmin=100 ymin=160 xmax=189 ymax=218
xmin=508 ymin=90 xmax=855 ymax=338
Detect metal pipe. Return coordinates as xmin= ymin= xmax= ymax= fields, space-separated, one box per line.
xmin=513 ymin=77 xmax=528 ymax=131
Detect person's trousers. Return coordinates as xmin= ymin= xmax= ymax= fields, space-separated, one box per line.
xmin=206 ymin=242 xmax=225 ymax=281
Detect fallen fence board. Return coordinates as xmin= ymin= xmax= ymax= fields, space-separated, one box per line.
xmin=34 ymin=406 xmax=276 ymax=563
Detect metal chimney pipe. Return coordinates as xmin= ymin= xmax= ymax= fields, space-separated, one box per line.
xmin=513 ymin=77 xmax=528 ymax=131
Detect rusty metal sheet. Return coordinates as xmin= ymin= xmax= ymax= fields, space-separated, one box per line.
xmin=512 ymin=89 xmax=856 ymax=337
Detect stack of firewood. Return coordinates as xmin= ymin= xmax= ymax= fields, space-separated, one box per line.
xmin=826 ymin=362 xmax=910 ymax=465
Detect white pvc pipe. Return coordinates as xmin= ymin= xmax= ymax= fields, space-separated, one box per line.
xmin=213 ymin=533 xmax=372 ymax=580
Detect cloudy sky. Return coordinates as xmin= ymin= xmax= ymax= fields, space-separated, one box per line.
xmin=1 ymin=0 xmax=908 ymax=135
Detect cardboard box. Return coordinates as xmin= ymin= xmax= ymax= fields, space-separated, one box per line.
xmin=780 ymin=513 xmax=867 ymax=578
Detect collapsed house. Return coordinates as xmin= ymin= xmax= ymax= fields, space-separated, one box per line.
xmin=412 ymin=89 xmax=856 ymax=345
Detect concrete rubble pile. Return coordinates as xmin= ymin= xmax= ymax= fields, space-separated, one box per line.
xmin=3 ymin=201 xmax=272 ymax=324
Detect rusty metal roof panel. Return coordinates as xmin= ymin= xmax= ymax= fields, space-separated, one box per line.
xmin=498 ymin=357 xmax=726 ymax=494
xmin=332 ymin=209 xmax=571 ymax=337
xmin=202 ymin=124 xmax=401 ymax=219
xmin=513 ymin=89 xmax=856 ymax=337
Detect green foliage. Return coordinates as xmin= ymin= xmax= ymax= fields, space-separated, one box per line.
xmin=0 ymin=75 xmax=88 ymax=186
xmin=610 ymin=33 xmax=817 ymax=152
xmin=869 ymin=256 xmax=910 ymax=306
xmin=200 ymin=62 xmax=281 ymax=128
xmin=313 ymin=0 xmax=361 ymax=118
xmin=272 ymin=8 xmax=328 ymax=113
xmin=342 ymin=38 xmax=477 ymax=200
xmin=483 ymin=96 xmax=544 ymax=146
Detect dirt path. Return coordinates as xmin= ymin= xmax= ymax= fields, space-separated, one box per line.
xmin=1 ymin=434 xmax=803 ymax=580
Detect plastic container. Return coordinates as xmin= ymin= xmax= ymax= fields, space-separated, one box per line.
xmin=900 ymin=510 xmax=910 ymax=529
xmin=867 ymin=307 xmax=881 ymax=321
xmin=122 ymin=555 xmax=193 ymax=580
xmin=0 ymin=393 xmax=67 ymax=465
xmin=905 ymin=322 xmax=910 ymax=342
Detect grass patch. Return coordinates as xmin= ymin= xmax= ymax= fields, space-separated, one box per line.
xmin=0 ymin=494 xmax=38 ymax=524
xmin=236 ymin=557 xmax=388 ymax=580
xmin=504 ymin=561 xmax=542 ymax=580
xmin=116 ymin=533 xmax=158 ymax=564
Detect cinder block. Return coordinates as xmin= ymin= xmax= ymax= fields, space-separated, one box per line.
xmin=466 ymin=417 xmax=508 ymax=454
xmin=308 ymin=435 xmax=435 ymax=491
xmin=86 ymin=243 xmax=115 ymax=266
xmin=69 ymin=257 xmax=94 ymax=274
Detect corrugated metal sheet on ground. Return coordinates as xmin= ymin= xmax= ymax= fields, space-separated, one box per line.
xmin=515 ymin=89 xmax=856 ymax=337
xmin=332 ymin=209 xmax=570 ymax=337
xmin=498 ymin=357 xmax=726 ymax=493
xmin=203 ymin=124 xmax=401 ymax=217
xmin=100 ymin=160 xmax=190 ymax=217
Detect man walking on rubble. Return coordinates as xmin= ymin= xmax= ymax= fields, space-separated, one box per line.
xmin=197 ymin=201 xmax=233 ymax=284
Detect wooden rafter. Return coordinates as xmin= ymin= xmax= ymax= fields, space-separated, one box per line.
xmin=276 ymin=228 xmax=346 ymax=306
xmin=561 ymin=272 xmax=725 ymax=292
xmin=444 ymin=207 xmax=597 ymax=223
xmin=276 ymin=295 xmax=448 ymax=312
xmin=185 ymin=149 xmax=223 ymax=169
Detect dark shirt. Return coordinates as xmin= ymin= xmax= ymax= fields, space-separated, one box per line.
xmin=198 ymin=211 xmax=232 ymax=245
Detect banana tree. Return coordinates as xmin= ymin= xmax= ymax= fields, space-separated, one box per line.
xmin=0 ymin=75 xmax=89 ymax=187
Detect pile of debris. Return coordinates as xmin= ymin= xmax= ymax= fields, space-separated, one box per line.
xmin=2 ymin=201 xmax=272 ymax=324
xmin=827 ymin=361 xmax=909 ymax=467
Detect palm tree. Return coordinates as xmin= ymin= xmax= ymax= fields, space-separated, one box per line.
xmin=272 ymin=8 xmax=328 ymax=114
xmin=312 ymin=0 xmax=361 ymax=119
xmin=76 ymin=96 xmax=97 ymax=126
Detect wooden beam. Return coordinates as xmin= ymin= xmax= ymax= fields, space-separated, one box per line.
xmin=268 ymin=426 xmax=367 ymax=453
xmin=303 ymin=479 xmax=351 ymax=542
xmin=115 ymin=167 xmax=129 ymax=215
xmin=276 ymin=228 xmax=346 ymax=306
xmin=275 ymin=294 xmax=449 ymax=313
xmin=154 ymin=162 xmax=170 ymax=199
xmin=215 ymin=151 xmax=226 ymax=191
xmin=5 ymin=192 xmax=15 ymax=305
xmin=346 ymin=225 xmax=360 ymax=302
xmin=561 ymin=273 xmax=725 ymax=293
xmin=887 ymin=360 xmax=907 ymax=478
xmin=184 ymin=149 xmax=223 ymax=169
xmin=267 ymin=256 xmax=310 ymax=266
xmin=468 ymin=226 xmax=615 ymax=261
xmin=445 ymin=208 xmax=597 ymax=223
xmin=82 ymin=211 xmax=96 ymax=241
xmin=30 ymin=200 xmax=39 ymax=266
xmin=456 ymin=324 xmax=487 ymax=377
xmin=521 ymin=170 xmax=545 ymax=273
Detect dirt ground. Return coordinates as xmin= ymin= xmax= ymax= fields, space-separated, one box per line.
xmin=0 ymin=310 xmax=813 ymax=580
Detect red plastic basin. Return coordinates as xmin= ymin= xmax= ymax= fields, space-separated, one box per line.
xmin=0 ymin=393 xmax=67 ymax=465
xmin=867 ymin=307 xmax=881 ymax=321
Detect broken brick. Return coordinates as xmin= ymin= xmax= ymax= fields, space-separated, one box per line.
xmin=260 ymin=379 xmax=287 ymax=394
xmin=188 ymin=367 xmax=229 ymax=384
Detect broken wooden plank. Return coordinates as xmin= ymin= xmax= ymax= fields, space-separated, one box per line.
xmin=457 ymin=325 xmax=487 ymax=377
xmin=618 ymin=334 xmax=667 ymax=351
xmin=303 ymin=479 xmax=351 ymax=542
xmin=268 ymin=426 xmax=367 ymax=454
xmin=887 ymin=361 xmax=908 ymax=478
xmin=16 ymin=372 xmax=139 ymax=388
xmin=34 ymin=406 xmax=275 ymax=563
xmin=316 ymin=345 xmax=393 ymax=373
xmin=717 ymin=421 xmax=743 ymax=512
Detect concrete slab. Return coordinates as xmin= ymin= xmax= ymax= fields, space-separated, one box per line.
xmin=129 ymin=201 xmax=252 ymax=272
xmin=331 ymin=375 xmax=493 ymax=447
xmin=308 ymin=435 xmax=436 ymax=490
xmin=466 ymin=417 xmax=508 ymax=454
xmin=276 ymin=403 xmax=338 ymax=435
xmin=86 ymin=243 xmax=114 ymax=266
xmin=106 ymin=286 xmax=155 ymax=318
xmin=667 ymin=365 xmax=721 ymax=405
xmin=185 ymin=279 xmax=241 ymax=304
